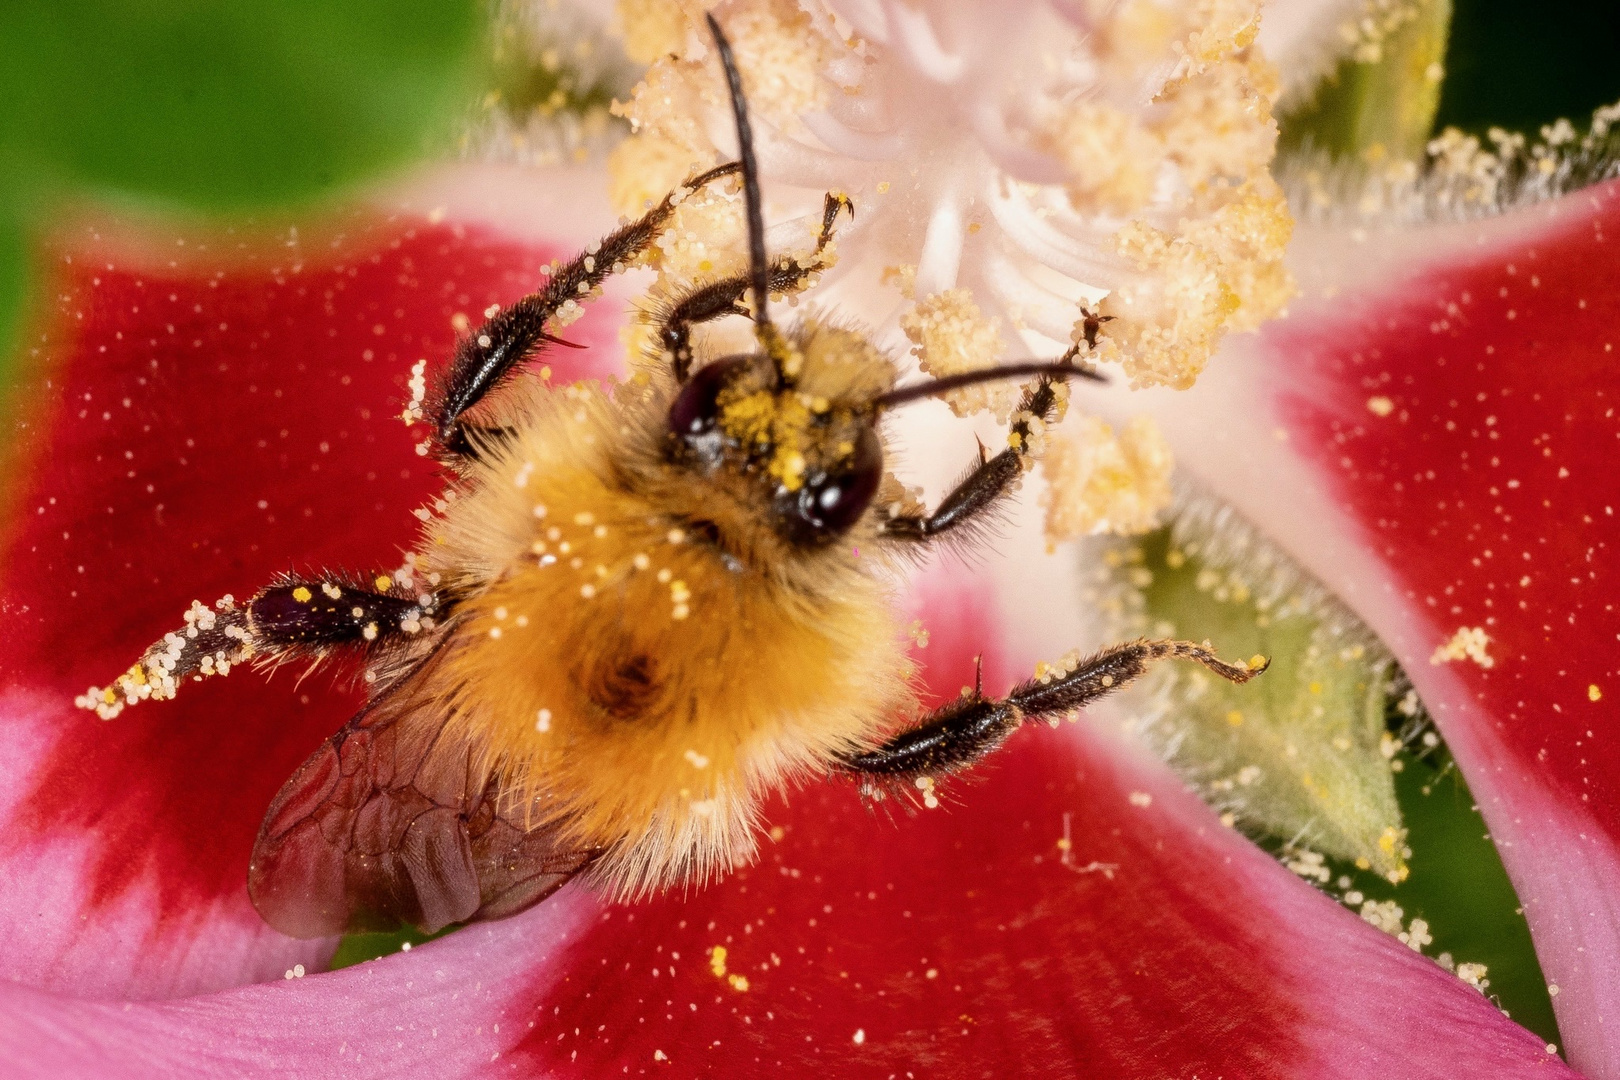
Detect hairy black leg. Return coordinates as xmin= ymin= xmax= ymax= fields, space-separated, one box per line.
xmin=76 ymin=573 xmax=440 ymax=719
xmin=879 ymin=375 xmax=1064 ymax=543
xmin=247 ymin=573 xmax=438 ymax=655
xmin=839 ymin=639 xmax=1266 ymax=788
xmin=431 ymin=161 xmax=742 ymax=458
xmin=660 ymin=191 xmax=853 ymax=382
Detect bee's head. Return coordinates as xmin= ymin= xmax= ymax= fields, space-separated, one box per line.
xmin=666 ymin=324 xmax=1096 ymax=548
xmin=666 ymin=325 xmax=889 ymax=547
xmin=672 ymin=15 xmax=1097 ymax=550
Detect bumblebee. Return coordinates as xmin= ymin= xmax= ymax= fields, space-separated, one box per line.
xmin=78 ymin=17 xmax=1265 ymax=938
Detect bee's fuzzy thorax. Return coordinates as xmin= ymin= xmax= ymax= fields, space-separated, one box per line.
xmin=417 ymin=369 xmax=914 ymax=897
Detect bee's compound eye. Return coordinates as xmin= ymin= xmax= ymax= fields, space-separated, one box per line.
xmin=669 ymin=356 xmax=751 ymax=443
xmin=778 ymin=424 xmax=883 ymax=544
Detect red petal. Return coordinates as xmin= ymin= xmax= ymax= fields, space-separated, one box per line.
xmin=0 ymin=574 xmax=1572 ymax=1077
xmin=0 ymin=167 xmax=624 ymax=998
xmin=1143 ymin=179 xmax=1620 ymax=1074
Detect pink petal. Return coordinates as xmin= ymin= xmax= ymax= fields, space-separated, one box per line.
xmin=0 ymin=575 xmax=1573 ymax=1077
xmin=0 ymin=166 xmax=624 ymax=998
xmin=1139 ymin=178 xmax=1620 ymax=1074
xmin=0 ymin=890 xmax=598 ymax=1078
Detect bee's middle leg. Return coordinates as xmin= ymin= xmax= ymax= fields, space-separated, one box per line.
xmin=245 ymin=573 xmax=438 ymax=657
xmin=878 ymin=375 xmax=1065 ymax=544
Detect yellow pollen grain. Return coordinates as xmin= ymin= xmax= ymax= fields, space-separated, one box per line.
xmin=710 ymin=946 xmax=727 ymax=978
xmin=373 ymin=575 xmax=392 ymax=591
xmin=1367 ymin=396 xmax=1395 ymax=417
xmin=1590 ymin=685 xmax=1603 ymax=702
xmin=291 ymin=586 xmax=312 ymax=603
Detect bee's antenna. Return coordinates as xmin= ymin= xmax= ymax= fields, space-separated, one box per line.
xmin=872 ymin=361 xmax=1105 ymax=411
xmin=706 ymin=13 xmax=773 ymax=341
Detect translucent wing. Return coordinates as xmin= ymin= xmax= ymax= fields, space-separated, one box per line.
xmin=248 ymin=650 xmax=599 ymax=938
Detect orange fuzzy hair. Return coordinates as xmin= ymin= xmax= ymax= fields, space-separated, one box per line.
xmin=413 ymin=317 xmax=918 ymax=897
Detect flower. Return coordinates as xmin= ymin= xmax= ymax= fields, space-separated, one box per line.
xmin=0 ymin=0 xmax=1615 ymax=1076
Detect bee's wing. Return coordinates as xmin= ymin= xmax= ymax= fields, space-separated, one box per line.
xmin=247 ymin=651 xmax=598 ymax=938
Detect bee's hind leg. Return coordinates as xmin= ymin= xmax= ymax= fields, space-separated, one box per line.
xmin=74 ymin=572 xmax=436 ymax=719
xmin=838 ymin=639 xmax=1266 ymax=794
xmin=428 ymin=161 xmax=744 ymax=460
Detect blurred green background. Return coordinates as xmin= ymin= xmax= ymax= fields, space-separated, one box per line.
xmin=0 ymin=0 xmax=484 ymax=397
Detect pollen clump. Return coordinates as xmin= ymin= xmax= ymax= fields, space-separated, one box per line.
xmin=899 ymin=288 xmax=1019 ymax=421
xmin=614 ymin=0 xmax=688 ymax=65
xmin=1097 ymin=179 xmax=1293 ymax=390
xmin=1429 ymin=626 xmax=1495 ymax=669
xmin=1042 ymin=415 xmax=1174 ymax=541
xmin=607 ymin=0 xmax=1295 ymax=398
xmin=75 ymin=597 xmax=250 ymax=719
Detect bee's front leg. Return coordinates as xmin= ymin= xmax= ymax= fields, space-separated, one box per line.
xmin=429 ymin=161 xmax=744 ymax=459
xmin=838 ymin=639 xmax=1266 ymax=793
xmin=657 ymin=191 xmax=853 ymax=382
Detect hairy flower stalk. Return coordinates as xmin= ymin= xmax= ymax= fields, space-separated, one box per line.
xmin=606 ymin=0 xmax=1296 ymax=540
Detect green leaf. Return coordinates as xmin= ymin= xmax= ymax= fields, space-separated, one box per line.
xmin=1278 ymin=0 xmax=1453 ymax=162
xmin=329 ymin=923 xmax=457 ymax=970
xmin=1100 ymin=513 xmax=1408 ymax=879
xmin=0 ymin=1 xmax=483 ymax=211
xmin=1301 ymin=755 xmax=1561 ymax=1050
xmin=0 ymin=213 xmax=27 ymax=386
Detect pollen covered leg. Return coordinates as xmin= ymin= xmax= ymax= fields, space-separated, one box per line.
xmin=839 ymin=639 xmax=1267 ymax=796
xmin=74 ymin=597 xmax=253 ymax=719
xmin=74 ymin=575 xmax=436 ymax=720
xmin=248 ymin=574 xmax=436 ymax=654
xmin=430 ymin=162 xmax=743 ymax=458
xmin=659 ymin=191 xmax=853 ymax=381
xmin=880 ymin=375 xmax=1066 ymax=543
